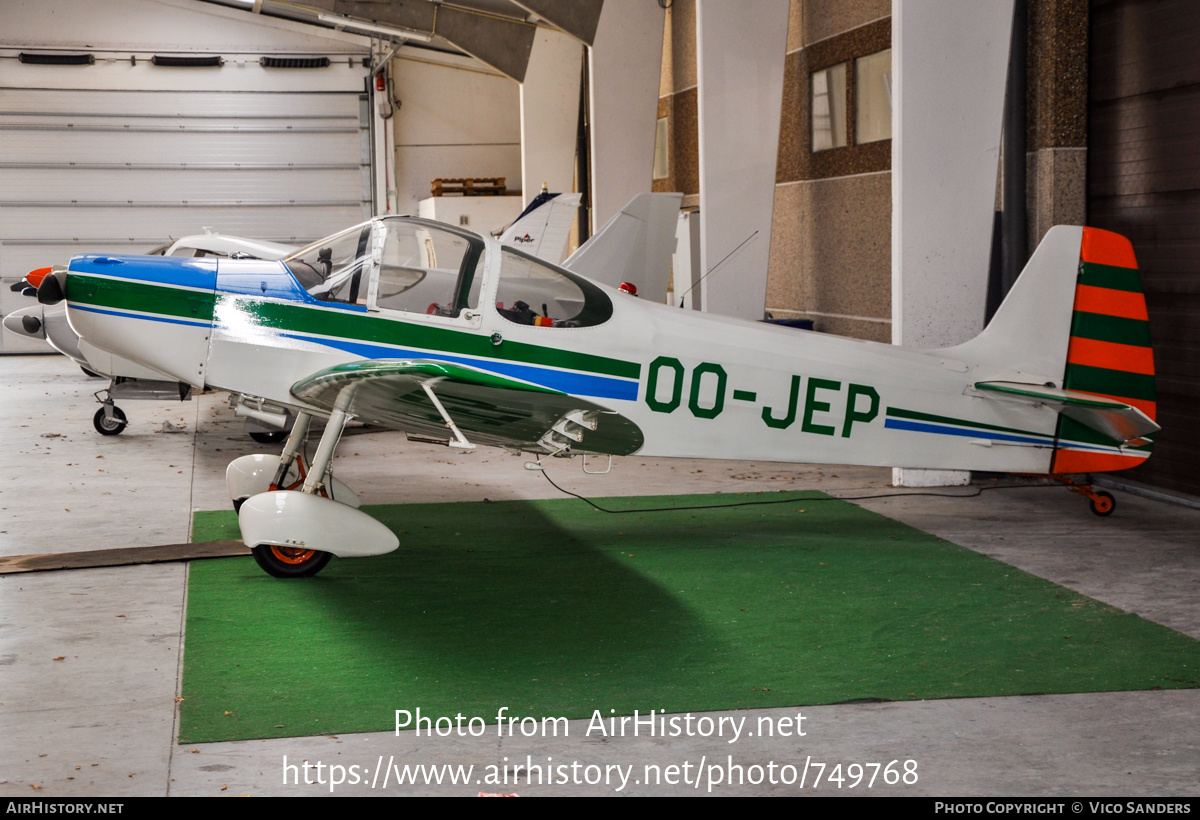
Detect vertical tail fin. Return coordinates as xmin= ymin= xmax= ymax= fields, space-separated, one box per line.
xmin=562 ymin=192 xmax=682 ymax=302
xmin=1051 ymin=227 xmax=1156 ymax=473
xmin=498 ymin=191 xmax=582 ymax=264
xmin=950 ymin=225 xmax=1156 ymax=474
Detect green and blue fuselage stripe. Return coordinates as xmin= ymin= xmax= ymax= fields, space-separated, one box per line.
xmin=270 ymin=329 xmax=638 ymax=400
xmin=67 ymin=270 xmax=641 ymax=402
xmin=213 ymin=293 xmax=639 ymax=380
xmin=885 ymin=408 xmax=1132 ymax=455
xmin=883 ymin=416 xmax=1055 ymax=447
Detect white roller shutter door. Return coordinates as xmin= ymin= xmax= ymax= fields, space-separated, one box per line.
xmin=1 ymin=54 xmax=371 ymax=352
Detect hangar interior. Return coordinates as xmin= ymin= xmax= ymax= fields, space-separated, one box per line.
xmin=1 ymin=0 xmax=1199 ymax=798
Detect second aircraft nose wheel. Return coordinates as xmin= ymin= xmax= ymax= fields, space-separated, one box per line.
xmin=93 ymin=406 xmax=127 ymax=436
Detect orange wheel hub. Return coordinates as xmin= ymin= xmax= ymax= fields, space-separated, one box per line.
xmin=270 ymin=545 xmax=318 ymax=564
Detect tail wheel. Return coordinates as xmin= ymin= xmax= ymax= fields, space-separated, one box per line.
xmin=1089 ymin=491 xmax=1116 ymax=517
xmin=251 ymin=544 xmax=332 ymax=578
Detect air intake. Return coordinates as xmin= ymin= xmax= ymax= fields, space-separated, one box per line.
xmin=261 ymin=56 xmax=331 ymax=69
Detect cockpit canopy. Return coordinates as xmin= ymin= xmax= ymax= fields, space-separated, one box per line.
xmin=281 ymin=217 xmax=612 ymax=328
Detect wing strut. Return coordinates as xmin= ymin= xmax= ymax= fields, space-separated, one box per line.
xmin=420 ymin=379 xmax=476 ymax=450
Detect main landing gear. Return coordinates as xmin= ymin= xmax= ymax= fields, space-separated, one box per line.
xmin=226 ymin=408 xmax=398 ymax=578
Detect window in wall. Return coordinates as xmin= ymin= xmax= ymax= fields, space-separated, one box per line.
xmin=653 ymin=116 xmax=670 ymax=180
xmin=855 ymin=48 xmax=892 ymax=144
xmin=811 ymin=63 xmax=848 ymax=151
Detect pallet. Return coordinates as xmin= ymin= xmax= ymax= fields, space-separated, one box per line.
xmin=431 ymin=177 xmax=507 ymax=197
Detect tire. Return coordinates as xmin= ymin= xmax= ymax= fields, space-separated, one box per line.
xmin=1090 ymin=491 xmax=1116 ymax=517
xmin=80 ymin=366 xmax=104 ymax=379
xmin=93 ymin=406 xmax=127 ymax=436
xmin=251 ymin=544 xmax=332 ymax=578
xmin=248 ymin=430 xmax=287 ymax=444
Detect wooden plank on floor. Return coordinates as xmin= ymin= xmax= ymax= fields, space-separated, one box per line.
xmin=0 ymin=540 xmax=249 ymax=574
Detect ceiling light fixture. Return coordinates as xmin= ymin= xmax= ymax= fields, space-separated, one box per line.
xmin=316 ymin=13 xmax=433 ymax=42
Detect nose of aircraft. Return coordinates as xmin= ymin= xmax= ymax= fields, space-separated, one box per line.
xmin=63 ymin=254 xmax=218 ymax=389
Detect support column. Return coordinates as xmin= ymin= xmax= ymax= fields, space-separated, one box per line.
xmin=587 ymin=0 xmax=665 ymax=230
xmin=891 ymin=0 xmax=1014 ymax=487
xmin=696 ymin=0 xmax=789 ymax=321
xmin=520 ymin=27 xmax=582 ymax=205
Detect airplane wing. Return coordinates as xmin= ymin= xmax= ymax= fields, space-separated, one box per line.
xmin=972 ymin=380 xmax=1160 ymax=446
xmin=289 ymin=358 xmax=644 ymax=456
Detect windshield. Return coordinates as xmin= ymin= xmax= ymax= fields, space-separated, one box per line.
xmin=283 ymin=222 xmax=375 ymax=305
xmin=282 ymin=218 xmax=486 ymax=316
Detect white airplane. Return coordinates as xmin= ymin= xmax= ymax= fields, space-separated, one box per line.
xmin=37 ymin=209 xmax=1158 ymax=578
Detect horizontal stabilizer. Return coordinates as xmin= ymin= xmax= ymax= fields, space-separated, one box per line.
xmin=973 ymin=381 xmax=1160 ymax=445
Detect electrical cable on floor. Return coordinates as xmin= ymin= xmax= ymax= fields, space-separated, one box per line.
xmin=540 ymin=469 xmax=1056 ymax=515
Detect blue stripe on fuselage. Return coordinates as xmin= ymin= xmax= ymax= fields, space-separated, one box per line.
xmin=883 ymin=417 xmax=1054 ymax=447
xmin=883 ymin=417 xmax=1128 ymax=454
xmin=71 ymin=303 xmax=214 ymax=329
xmin=69 ymin=254 xmax=638 ymax=403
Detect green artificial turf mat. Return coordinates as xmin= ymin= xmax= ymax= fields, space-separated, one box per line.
xmin=182 ymin=492 xmax=1200 ymax=743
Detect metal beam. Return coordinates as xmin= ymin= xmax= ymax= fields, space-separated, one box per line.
xmin=434 ymin=5 xmax=535 ymax=82
xmin=511 ymin=0 xmax=604 ymax=46
xmin=329 ymin=0 xmax=436 ymax=32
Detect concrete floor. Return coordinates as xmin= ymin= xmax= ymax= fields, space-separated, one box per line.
xmin=1 ymin=354 xmax=1198 ymax=797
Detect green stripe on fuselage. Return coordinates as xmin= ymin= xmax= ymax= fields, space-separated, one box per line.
xmin=66 ymin=275 xmax=641 ymax=382
xmin=886 ymin=406 xmax=1049 ymax=439
xmin=67 ymin=273 xmax=215 ymax=321
xmin=215 ymin=294 xmax=640 ymax=381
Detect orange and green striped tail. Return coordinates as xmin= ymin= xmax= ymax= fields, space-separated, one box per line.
xmin=1051 ymin=227 xmax=1155 ymax=474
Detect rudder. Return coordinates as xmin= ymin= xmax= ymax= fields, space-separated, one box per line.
xmin=1051 ymin=227 xmax=1156 ymax=473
